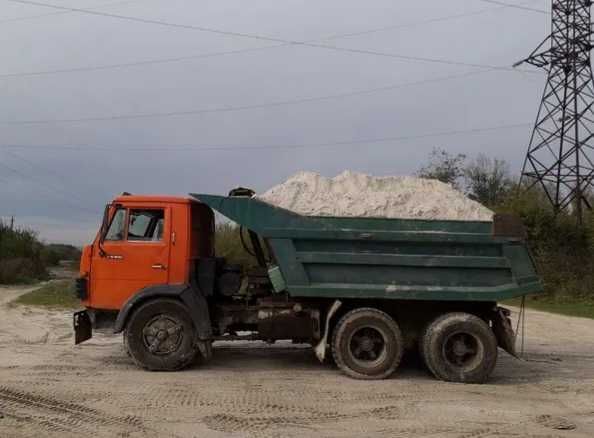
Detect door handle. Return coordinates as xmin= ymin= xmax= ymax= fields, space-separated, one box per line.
xmin=151 ymin=263 xmax=167 ymax=270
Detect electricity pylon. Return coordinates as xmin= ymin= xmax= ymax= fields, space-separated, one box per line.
xmin=516 ymin=0 xmax=594 ymax=223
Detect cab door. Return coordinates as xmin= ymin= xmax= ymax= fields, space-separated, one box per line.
xmin=90 ymin=205 xmax=171 ymax=310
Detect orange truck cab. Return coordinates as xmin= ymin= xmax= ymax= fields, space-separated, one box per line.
xmin=75 ymin=194 xmax=219 ymax=364
xmin=78 ymin=194 xmax=214 ymax=311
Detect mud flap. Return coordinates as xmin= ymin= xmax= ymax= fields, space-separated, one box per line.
xmin=314 ymin=300 xmax=341 ymax=363
xmin=73 ymin=310 xmax=92 ymax=344
xmin=492 ymin=306 xmax=517 ymax=358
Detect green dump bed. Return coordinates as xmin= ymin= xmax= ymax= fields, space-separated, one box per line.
xmin=191 ymin=194 xmax=543 ymax=302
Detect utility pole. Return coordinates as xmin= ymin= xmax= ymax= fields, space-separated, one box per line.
xmin=10 ymin=216 xmax=14 ymax=231
xmin=515 ymin=0 xmax=594 ymax=224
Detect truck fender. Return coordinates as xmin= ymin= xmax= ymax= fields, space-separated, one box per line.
xmin=313 ymin=300 xmax=342 ymax=363
xmin=113 ymin=284 xmax=212 ymax=343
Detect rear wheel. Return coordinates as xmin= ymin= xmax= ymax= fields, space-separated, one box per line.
xmin=125 ymin=299 xmax=197 ymax=371
xmin=420 ymin=312 xmax=497 ymax=383
xmin=331 ymin=308 xmax=403 ymax=380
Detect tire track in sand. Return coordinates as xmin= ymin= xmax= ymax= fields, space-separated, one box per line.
xmin=0 ymin=386 xmax=148 ymax=436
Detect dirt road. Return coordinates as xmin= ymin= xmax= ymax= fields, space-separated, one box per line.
xmin=0 ymin=286 xmax=593 ymax=438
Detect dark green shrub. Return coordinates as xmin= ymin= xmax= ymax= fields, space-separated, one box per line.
xmin=0 ymin=220 xmax=49 ymax=284
xmin=498 ymin=186 xmax=594 ymax=298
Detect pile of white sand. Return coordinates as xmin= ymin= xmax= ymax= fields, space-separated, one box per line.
xmin=257 ymin=170 xmax=493 ymax=221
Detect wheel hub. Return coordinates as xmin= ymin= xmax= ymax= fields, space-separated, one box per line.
xmin=360 ymin=337 xmax=374 ymax=352
xmin=443 ymin=332 xmax=479 ymax=368
xmin=142 ymin=315 xmax=184 ymax=355
xmin=350 ymin=327 xmax=386 ymax=362
xmin=453 ymin=340 xmax=468 ymax=356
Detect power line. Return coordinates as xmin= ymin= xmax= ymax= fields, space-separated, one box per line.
xmin=474 ymin=0 xmax=548 ymax=14
xmin=0 ymin=68 xmax=536 ymax=125
xmin=0 ymin=7 xmax=69 ymax=23
xmin=3 ymin=150 xmax=97 ymax=206
xmin=6 ymin=0 xmax=538 ymax=73
xmin=0 ymin=3 xmax=528 ymax=79
xmin=0 ymin=0 xmax=139 ymax=24
xmin=0 ymin=121 xmax=532 ymax=152
xmin=0 ymin=44 xmax=285 ymax=78
xmin=322 ymin=0 xmax=545 ymax=41
xmin=0 ymin=158 xmax=100 ymax=215
xmin=6 ymin=0 xmax=300 ymax=42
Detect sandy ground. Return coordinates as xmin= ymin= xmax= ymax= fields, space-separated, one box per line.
xmin=0 ymin=285 xmax=593 ymax=438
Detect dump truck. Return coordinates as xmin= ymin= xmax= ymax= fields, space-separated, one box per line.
xmin=73 ymin=190 xmax=543 ymax=383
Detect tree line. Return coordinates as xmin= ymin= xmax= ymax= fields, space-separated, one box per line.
xmin=0 ymin=220 xmax=80 ymax=284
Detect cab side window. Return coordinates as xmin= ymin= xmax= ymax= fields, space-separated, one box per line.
xmin=104 ymin=208 xmax=126 ymax=241
xmin=128 ymin=209 xmax=165 ymax=241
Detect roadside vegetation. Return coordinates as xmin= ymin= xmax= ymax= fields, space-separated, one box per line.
xmin=504 ymin=296 xmax=594 ymax=320
xmin=13 ymin=280 xmax=79 ymax=309
xmin=0 ymin=219 xmax=81 ymax=284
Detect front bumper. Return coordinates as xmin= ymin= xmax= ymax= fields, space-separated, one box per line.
xmin=73 ymin=310 xmax=92 ymax=344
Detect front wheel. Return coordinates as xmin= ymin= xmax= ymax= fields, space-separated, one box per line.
xmin=331 ymin=308 xmax=403 ymax=380
xmin=125 ymin=298 xmax=197 ymax=371
xmin=420 ymin=312 xmax=497 ymax=383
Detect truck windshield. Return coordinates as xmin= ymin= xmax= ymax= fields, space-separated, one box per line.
xmin=104 ymin=208 xmax=126 ymax=241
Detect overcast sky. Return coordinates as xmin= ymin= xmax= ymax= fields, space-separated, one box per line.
xmin=0 ymin=0 xmax=550 ymax=244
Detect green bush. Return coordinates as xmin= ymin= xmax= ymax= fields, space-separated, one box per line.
xmin=497 ymin=186 xmax=594 ymax=299
xmin=0 ymin=220 xmax=82 ymax=284
xmin=0 ymin=220 xmax=49 ymax=284
xmin=41 ymin=243 xmax=82 ymax=267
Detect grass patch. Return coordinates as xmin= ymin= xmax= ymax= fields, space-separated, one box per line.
xmin=14 ymin=280 xmax=79 ymax=309
xmin=504 ymin=295 xmax=594 ymax=320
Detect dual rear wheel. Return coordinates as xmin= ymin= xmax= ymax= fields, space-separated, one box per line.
xmin=331 ymin=308 xmax=498 ymax=383
xmin=419 ymin=312 xmax=498 ymax=383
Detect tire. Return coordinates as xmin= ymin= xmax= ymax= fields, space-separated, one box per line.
xmin=331 ymin=308 xmax=403 ymax=380
xmin=123 ymin=333 xmax=131 ymax=357
xmin=421 ymin=312 xmax=497 ymax=383
xmin=124 ymin=298 xmax=197 ymax=371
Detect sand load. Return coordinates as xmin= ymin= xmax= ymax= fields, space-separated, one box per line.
xmin=256 ymin=170 xmax=493 ymax=221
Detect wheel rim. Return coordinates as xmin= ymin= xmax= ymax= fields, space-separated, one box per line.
xmin=348 ymin=326 xmax=387 ymax=365
xmin=142 ymin=315 xmax=184 ymax=355
xmin=442 ymin=331 xmax=484 ymax=370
